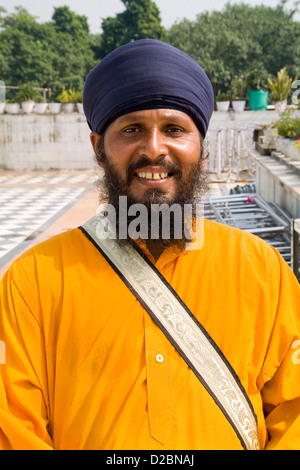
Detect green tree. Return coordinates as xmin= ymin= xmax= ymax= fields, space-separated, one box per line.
xmin=0 ymin=7 xmax=54 ymax=99
xmin=167 ymin=1 xmax=300 ymax=95
xmin=52 ymin=6 xmax=89 ymax=36
xmin=50 ymin=7 xmax=96 ymax=97
xmin=0 ymin=6 xmax=97 ymax=100
xmin=99 ymin=0 xmax=166 ymax=58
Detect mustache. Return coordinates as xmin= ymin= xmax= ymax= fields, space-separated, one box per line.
xmin=126 ymin=156 xmax=182 ymax=180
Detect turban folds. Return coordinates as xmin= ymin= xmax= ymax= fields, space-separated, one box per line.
xmin=83 ymin=39 xmax=214 ymax=138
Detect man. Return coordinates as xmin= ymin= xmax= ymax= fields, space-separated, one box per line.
xmin=0 ymin=39 xmax=300 ymax=450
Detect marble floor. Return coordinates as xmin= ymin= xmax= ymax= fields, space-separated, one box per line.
xmin=0 ymin=170 xmax=97 ymax=267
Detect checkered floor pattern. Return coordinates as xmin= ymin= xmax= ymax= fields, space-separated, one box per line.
xmin=0 ymin=170 xmax=97 ymax=266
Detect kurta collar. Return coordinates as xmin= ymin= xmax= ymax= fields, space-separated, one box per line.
xmin=134 ymin=217 xmax=204 ymax=270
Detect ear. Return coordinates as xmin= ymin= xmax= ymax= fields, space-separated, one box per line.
xmin=90 ymin=132 xmax=102 ymax=155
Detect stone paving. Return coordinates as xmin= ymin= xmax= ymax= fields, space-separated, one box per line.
xmin=0 ymin=169 xmax=98 ymax=274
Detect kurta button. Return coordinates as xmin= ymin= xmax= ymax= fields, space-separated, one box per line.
xmin=156 ymin=354 xmax=164 ymax=363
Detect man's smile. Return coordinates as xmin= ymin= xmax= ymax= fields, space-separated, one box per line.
xmin=133 ymin=166 xmax=174 ymax=186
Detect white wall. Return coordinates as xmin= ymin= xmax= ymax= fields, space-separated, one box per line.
xmin=0 ymin=111 xmax=279 ymax=171
xmin=0 ymin=114 xmax=93 ymax=170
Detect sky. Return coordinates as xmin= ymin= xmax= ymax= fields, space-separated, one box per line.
xmin=0 ymin=0 xmax=298 ymax=33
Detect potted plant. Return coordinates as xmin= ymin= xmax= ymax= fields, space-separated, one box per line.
xmin=74 ymin=91 xmax=84 ymax=114
xmin=271 ymin=105 xmax=300 ymax=160
xmin=268 ymin=67 xmax=294 ymax=112
xmin=49 ymin=99 xmax=62 ymax=114
xmin=216 ymin=93 xmax=231 ymax=112
xmin=16 ymin=84 xmax=39 ymax=114
xmin=34 ymin=93 xmax=48 ymax=115
xmin=231 ymin=74 xmax=246 ymax=112
xmin=58 ymin=88 xmax=76 ymax=113
xmin=246 ymin=69 xmax=269 ymax=110
xmin=5 ymin=99 xmax=20 ymax=115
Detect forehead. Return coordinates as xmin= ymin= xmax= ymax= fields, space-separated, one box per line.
xmin=111 ymin=108 xmax=196 ymax=126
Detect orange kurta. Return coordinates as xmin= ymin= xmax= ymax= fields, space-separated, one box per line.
xmin=0 ymin=219 xmax=300 ymax=450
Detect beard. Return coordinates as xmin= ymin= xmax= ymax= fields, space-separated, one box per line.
xmin=95 ymin=135 xmax=208 ymax=254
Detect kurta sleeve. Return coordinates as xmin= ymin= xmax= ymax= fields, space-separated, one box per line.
xmin=258 ymin=249 xmax=300 ymax=450
xmin=0 ymin=265 xmax=53 ymax=450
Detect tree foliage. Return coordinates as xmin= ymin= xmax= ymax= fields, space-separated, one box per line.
xmin=0 ymin=2 xmax=166 ymax=99
xmin=98 ymin=0 xmax=166 ymax=57
xmin=167 ymin=0 xmax=300 ymax=95
xmin=52 ymin=6 xmax=89 ymax=36
xmin=0 ymin=1 xmax=299 ymax=101
xmin=0 ymin=6 xmax=96 ymax=100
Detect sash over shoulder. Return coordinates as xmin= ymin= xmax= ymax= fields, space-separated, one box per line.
xmin=79 ymin=213 xmax=260 ymax=451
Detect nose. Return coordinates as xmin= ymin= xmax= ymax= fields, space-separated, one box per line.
xmin=138 ymin=128 xmax=168 ymax=161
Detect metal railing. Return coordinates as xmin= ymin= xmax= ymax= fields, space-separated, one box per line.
xmin=205 ymin=125 xmax=257 ymax=182
xmin=203 ymin=193 xmax=300 ymax=281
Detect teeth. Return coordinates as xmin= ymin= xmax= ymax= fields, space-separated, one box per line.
xmin=137 ymin=172 xmax=169 ymax=180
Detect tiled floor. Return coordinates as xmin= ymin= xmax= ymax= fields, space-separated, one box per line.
xmin=0 ymin=170 xmax=98 ymax=267
xmin=0 ymin=170 xmax=97 ymax=186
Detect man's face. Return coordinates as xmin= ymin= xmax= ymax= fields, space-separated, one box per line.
xmin=90 ymin=109 xmax=203 ymax=206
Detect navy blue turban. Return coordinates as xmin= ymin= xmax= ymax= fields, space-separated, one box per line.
xmin=83 ymin=39 xmax=214 ymax=138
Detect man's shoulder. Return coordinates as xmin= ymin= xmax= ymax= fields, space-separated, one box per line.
xmin=22 ymin=227 xmax=84 ymax=257
xmin=7 ymin=228 xmax=87 ymax=277
xmin=202 ymin=218 xmax=280 ymax=262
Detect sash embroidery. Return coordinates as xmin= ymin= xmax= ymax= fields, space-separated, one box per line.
xmin=79 ymin=213 xmax=260 ymax=451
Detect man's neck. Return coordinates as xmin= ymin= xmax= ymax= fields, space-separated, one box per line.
xmin=145 ymin=240 xmax=165 ymax=262
xmin=145 ymin=239 xmax=186 ymax=262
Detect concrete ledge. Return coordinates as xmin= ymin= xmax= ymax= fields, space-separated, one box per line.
xmin=254 ymin=150 xmax=300 ymax=218
xmin=209 ymin=110 xmax=278 ymax=129
xmin=270 ymin=150 xmax=300 ymax=176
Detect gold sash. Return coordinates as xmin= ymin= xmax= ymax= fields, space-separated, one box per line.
xmin=80 ymin=213 xmax=260 ymax=450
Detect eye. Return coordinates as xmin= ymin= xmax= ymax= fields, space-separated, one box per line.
xmin=166 ymin=126 xmax=184 ymax=134
xmin=122 ymin=125 xmax=141 ymax=134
